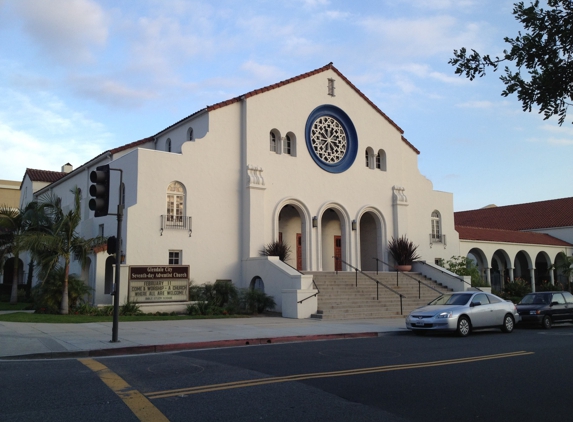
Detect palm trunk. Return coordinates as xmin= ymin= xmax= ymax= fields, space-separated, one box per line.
xmin=9 ymin=253 xmax=19 ymax=305
xmin=60 ymin=259 xmax=69 ymax=314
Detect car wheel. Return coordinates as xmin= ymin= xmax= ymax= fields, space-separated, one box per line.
xmin=457 ymin=316 xmax=471 ymax=337
xmin=542 ymin=315 xmax=552 ymax=330
xmin=501 ymin=314 xmax=514 ymax=333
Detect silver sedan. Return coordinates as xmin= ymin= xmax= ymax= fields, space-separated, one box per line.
xmin=406 ymin=291 xmax=520 ymax=337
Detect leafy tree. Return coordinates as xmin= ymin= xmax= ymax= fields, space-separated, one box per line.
xmin=23 ymin=187 xmax=102 ymax=314
xmin=449 ymin=0 xmax=573 ymax=125
xmin=0 ymin=202 xmax=47 ymax=304
xmin=440 ymin=256 xmax=486 ymax=287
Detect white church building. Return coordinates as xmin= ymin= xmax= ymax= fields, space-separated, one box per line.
xmin=14 ymin=63 xmax=573 ymax=318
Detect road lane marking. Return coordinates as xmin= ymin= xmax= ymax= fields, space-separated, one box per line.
xmin=80 ymin=358 xmax=169 ymax=422
xmin=146 ymin=350 xmax=534 ymax=399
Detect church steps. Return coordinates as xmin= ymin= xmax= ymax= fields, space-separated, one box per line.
xmin=304 ymin=270 xmax=451 ymax=320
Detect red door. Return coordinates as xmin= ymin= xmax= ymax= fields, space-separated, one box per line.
xmin=334 ymin=236 xmax=342 ymax=271
xmin=296 ymin=233 xmax=302 ymax=271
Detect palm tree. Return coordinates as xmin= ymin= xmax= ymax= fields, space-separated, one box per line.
xmin=0 ymin=202 xmax=44 ymax=304
xmin=24 ymin=187 xmax=102 ymax=314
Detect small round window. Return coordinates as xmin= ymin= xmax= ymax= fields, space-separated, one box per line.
xmin=305 ymin=105 xmax=357 ymax=173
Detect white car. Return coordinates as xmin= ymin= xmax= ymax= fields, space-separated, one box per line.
xmin=406 ymin=291 xmax=520 ymax=337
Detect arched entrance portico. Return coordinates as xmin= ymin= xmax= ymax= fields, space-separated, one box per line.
xmin=275 ymin=200 xmax=311 ymax=271
xmin=535 ymin=251 xmax=552 ymax=289
xmin=468 ymin=248 xmax=489 ymax=285
xmin=491 ymin=249 xmax=511 ymax=291
xmin=357 ymin=208 xmax=386 ymax=271
xmin=318 ymin=204 xmax=350 ymax=272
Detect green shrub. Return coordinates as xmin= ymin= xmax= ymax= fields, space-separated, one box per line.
xmin=498 ymin=277 xmax=532 ymax=302
xmin=240 ymin=288 xmax=276 ymax=314
xmin=536 ymin=279 xmax=562 ymax=292
xmin=73 ymin=303 xmax=101 ymax=316
xmin=31 ymin=268 xmax=92 ymax=314
xmin=120 ymin=300 xmax=142 ymax=316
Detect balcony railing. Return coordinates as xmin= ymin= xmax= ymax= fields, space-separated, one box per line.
xmin=429 ymin=233 xmax=446 ymax=247
xmin=161 ymin=215 xmax=192 ymax=236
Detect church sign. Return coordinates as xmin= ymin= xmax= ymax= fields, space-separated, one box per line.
xmin=128 ymin=265 xmax=189 ymax=302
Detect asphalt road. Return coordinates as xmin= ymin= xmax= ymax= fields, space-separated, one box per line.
xmin=2 ymin=325 xmax=573 ymax=422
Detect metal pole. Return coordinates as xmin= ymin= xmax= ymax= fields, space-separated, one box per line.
xmin=111 ymin=170 xmax=123 ymax=343
xmin=396 ymin=270 xmax=399 ymax=287
xmin=355 ymin=269 xmax=358 ymax=287
xmin=418 ymin=280 xmax=421 ymax=299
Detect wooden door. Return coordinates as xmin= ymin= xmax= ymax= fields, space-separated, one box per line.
xmin=296 ymin=233 xmax=302 ymax=271
xmin=334 ymin=235 xmax=342 ymax=271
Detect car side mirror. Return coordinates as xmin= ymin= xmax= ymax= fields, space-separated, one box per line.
xmin=550 ymin=301 xmax=559 ymax=306
xmin=470 ymin=302 xmax=480 ymax=307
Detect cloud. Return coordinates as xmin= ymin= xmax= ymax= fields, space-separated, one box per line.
xmin=358 ymin=16 xmax=485 ymax=58
xmin=299 ymin=0 xmax=330 ymax=9
xmin=11 ymin=0 xmax=108 ymax=64
xmin=0 ymin=88 xmax=112 ymax=180
xmin=69 ymin=75 xmax=157 ymax=108
xmin=456 ymin=100 xmax=496 ymax=109
xmin=241 ymin=61 xmax=288 ymax=82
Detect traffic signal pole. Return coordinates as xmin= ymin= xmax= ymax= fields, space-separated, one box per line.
xmin=111 ymin=169 xmax=123 ymax=343
xmin=89 ymin=165 xmax=123 ymax=343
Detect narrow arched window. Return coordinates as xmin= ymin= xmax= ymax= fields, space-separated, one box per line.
xmin=283 ymin=134 xmax=291 ymax=155
xmin=188 ymin=127 xmax=194 ymax=141
xmin=377 ymin=149 xmax=387 ymax=171
xmin=431 ymin=211 xmax=441 ymax=242
xmin=166 ymin=138 xmax=172 ymax=152
xmin=166 ymin=181 xmax=185 ymax=227
xmin=365 ymin=148 xmax=374 ymax=169
xmin=270 ymin=131 xmax=277 ymax=152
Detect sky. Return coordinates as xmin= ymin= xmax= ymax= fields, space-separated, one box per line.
xmin=0 ymin=0 xmax=571 ymax=211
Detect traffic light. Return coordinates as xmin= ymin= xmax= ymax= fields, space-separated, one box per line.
xmin=89 ymin=164 xmax=110 ymax=217
xmin=106 ymin=236 xmax=117 ymax=255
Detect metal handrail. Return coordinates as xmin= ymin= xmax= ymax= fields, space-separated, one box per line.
xmin=415 ymin=260 xmax=482 ymax=292
xmin=333 ymin=256 xmax=405 ymax=315
xmin=297 ymin=278 xmax=320 ymax=304
xmin=374 ymin=258 xmax=444 ymax=298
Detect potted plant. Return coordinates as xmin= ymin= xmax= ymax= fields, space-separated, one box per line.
xmin=388 ymin=235 xmax=421 ymax=271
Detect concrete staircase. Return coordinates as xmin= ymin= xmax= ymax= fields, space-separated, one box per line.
xmin=304 ymin=271 xmax=451 ymax=320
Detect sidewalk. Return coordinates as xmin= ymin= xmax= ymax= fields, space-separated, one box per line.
xmin=0 ymin=314 xmax=407 ymax=360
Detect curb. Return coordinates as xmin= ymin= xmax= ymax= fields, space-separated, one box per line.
xmin=0 ymin=331 xmax=385 ymax=360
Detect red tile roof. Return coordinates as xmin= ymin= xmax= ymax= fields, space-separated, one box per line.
xmin=455 ymin=197 xmax=573 ymax=230
xmin=24 ymin=169 xmax=67 ymax=184
xmin=456 ymin=226 xmax=572 ymax=247
xmin=156 ymin=63 xmax=420 ymax=155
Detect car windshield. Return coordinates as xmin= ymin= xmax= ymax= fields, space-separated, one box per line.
xmin=519 ymin=293 xmax=550 ymax=305
xmin=428 ymin=294 xmax=472 ymax=306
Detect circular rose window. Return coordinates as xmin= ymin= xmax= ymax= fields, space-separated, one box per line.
xmin=310 ymin=116 xmax=347 ymax=164
xmin=305 ymin=105 xmax=357 ymax=173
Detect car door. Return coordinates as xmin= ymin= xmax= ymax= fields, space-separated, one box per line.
xmin=551 ymin=293 xmax=567 ymax=322
xmin=562 ymin=292 xmax=573 ymax=321
xmin=469 ymin=293 xmax=494 ymax=327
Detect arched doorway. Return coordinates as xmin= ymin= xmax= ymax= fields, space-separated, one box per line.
xmin=491 ymin=249 xmax=511 ymax=291
xmin=467 ymin=248 xmax=488 ymax=285
xmin=514 ymin=251 xmax=532 ymax=284
xmin=278 ymin=204 xmax=306 ymax=270
xmin=535 ymin=252 xmax=551 ymax=289
xmin=358 ymin=210 xmax=384 ymax=271
xmin=321 ymin=208 xmax=345 ymax=271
